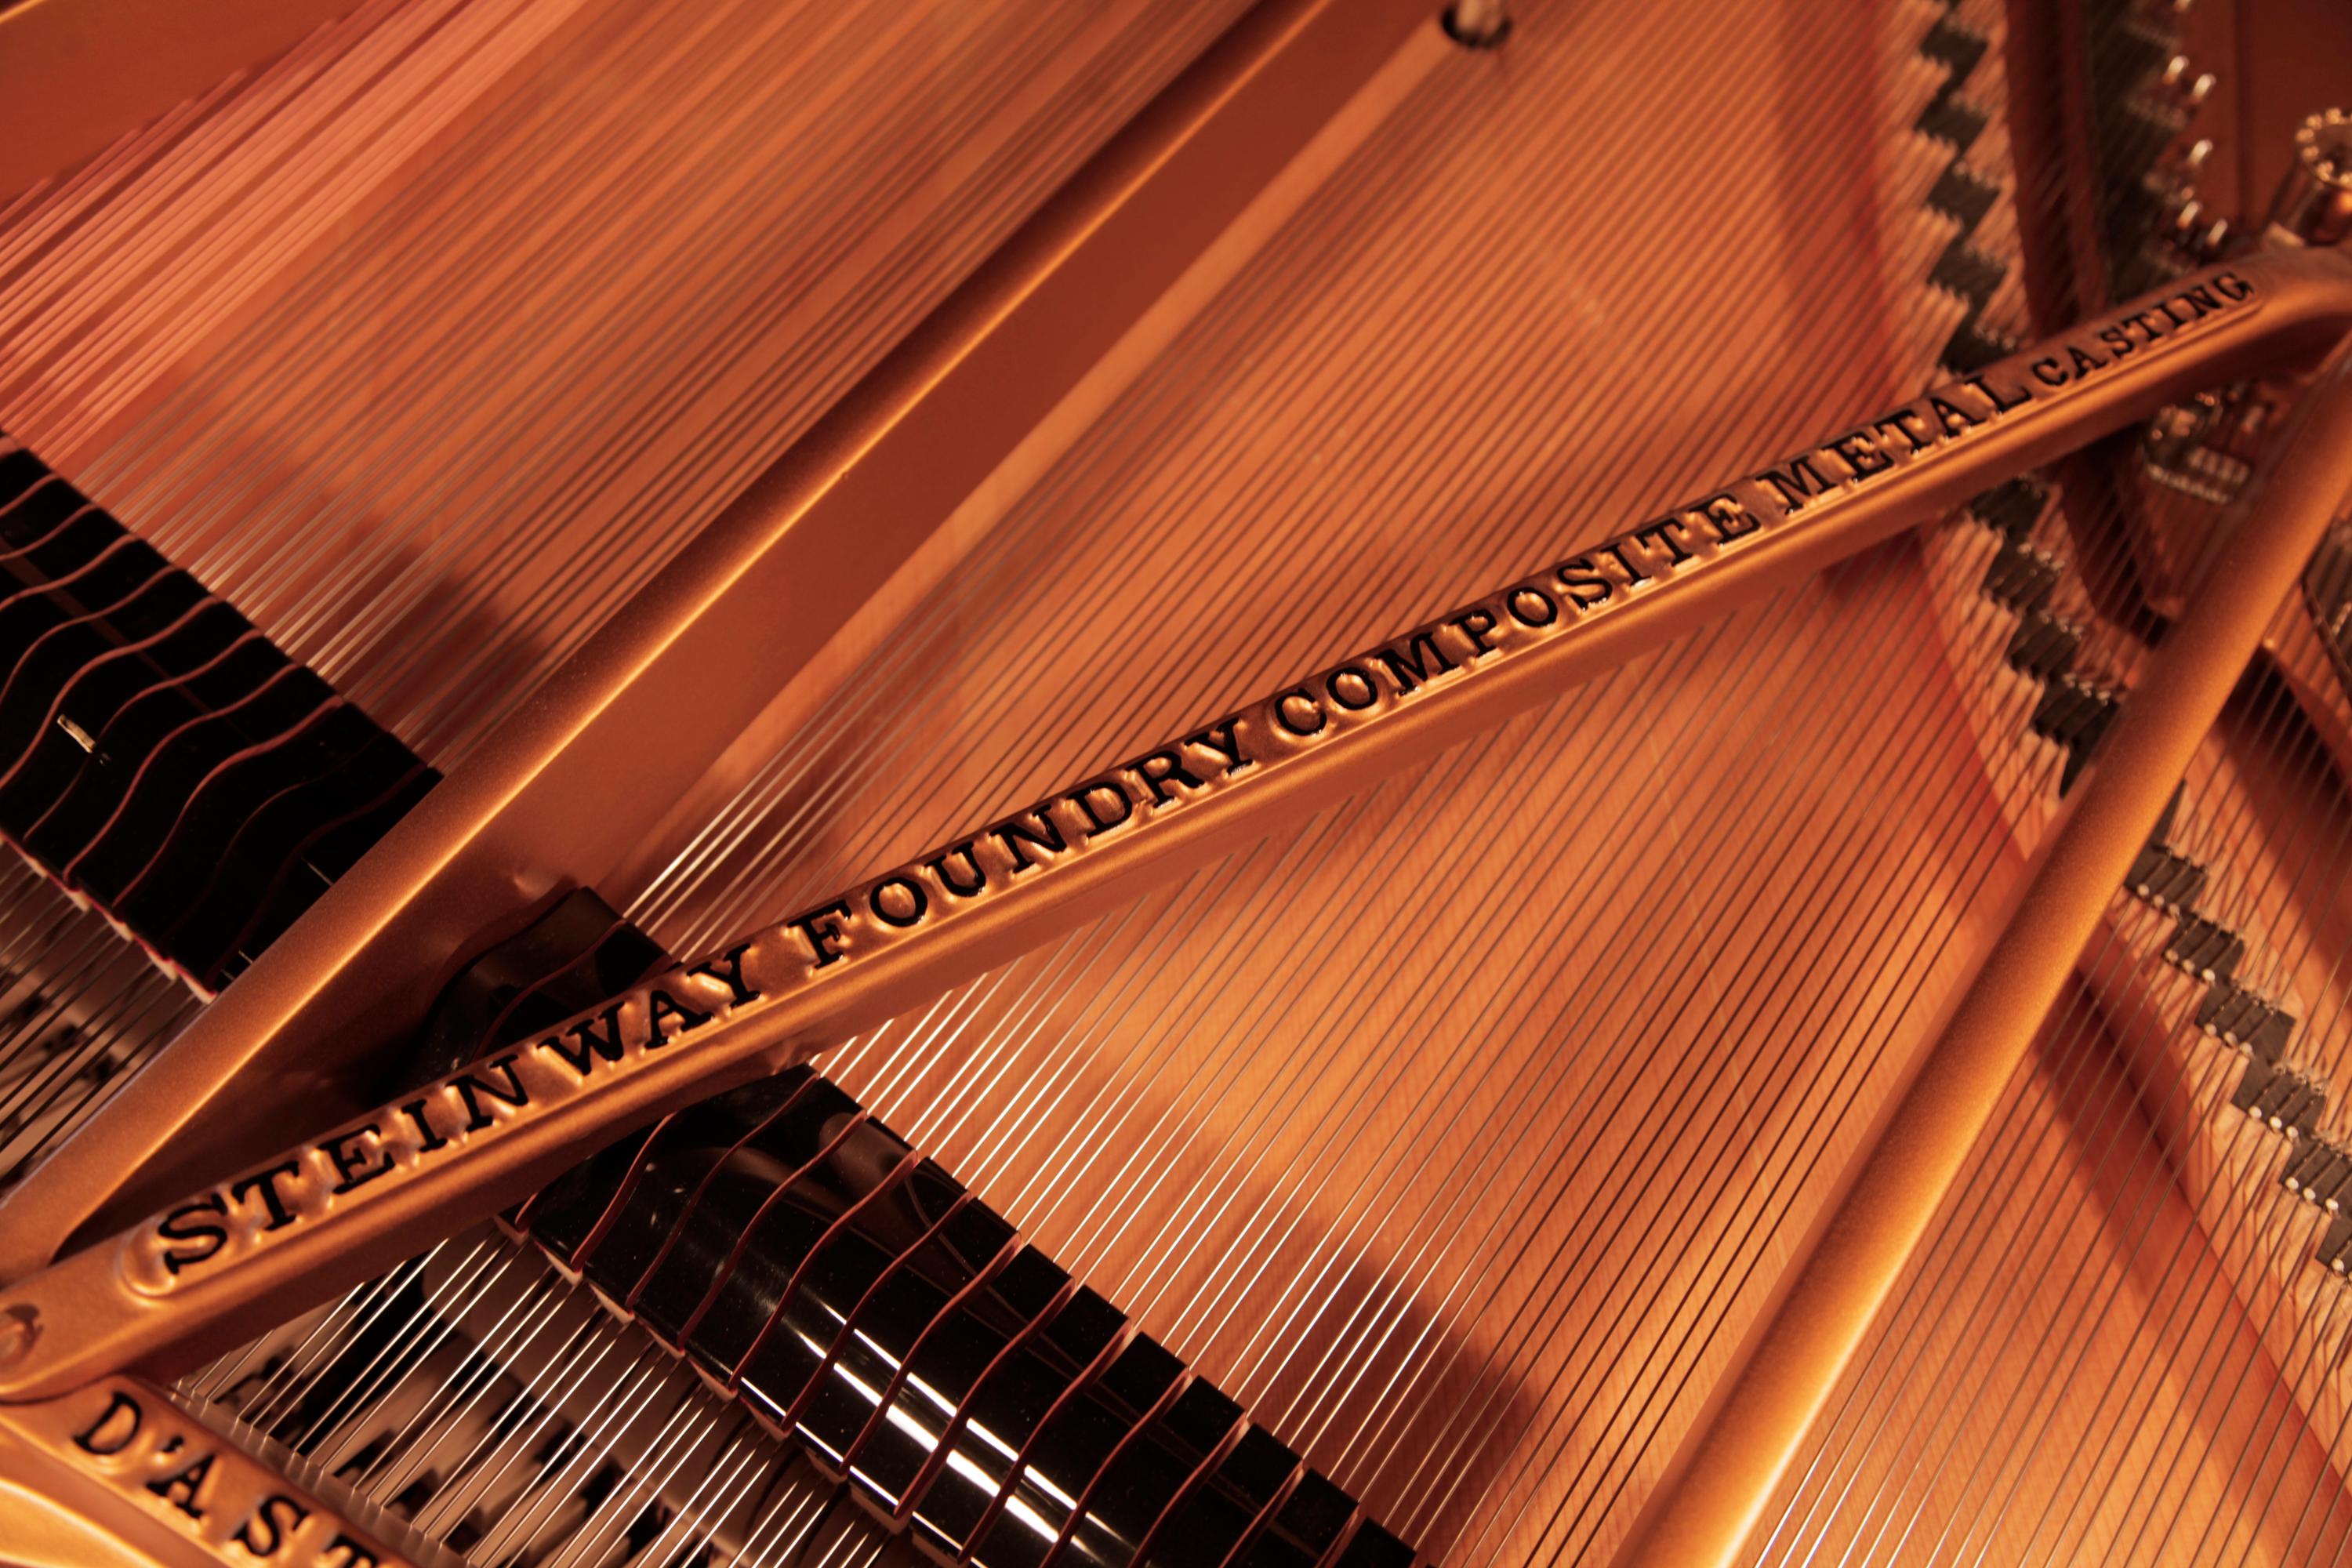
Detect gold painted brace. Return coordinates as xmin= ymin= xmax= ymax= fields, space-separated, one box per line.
xmin=0 ymin=0 xmax=1441 ymax=1283
xmin=1606 ymin=306 xmax=2352 ymax=1568
xmin=2 ymin=249 xmax=2349 ymax=1409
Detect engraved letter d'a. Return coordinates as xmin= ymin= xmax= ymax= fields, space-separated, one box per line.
xmin=74 ymin=1390 xmax=143 ymax=1456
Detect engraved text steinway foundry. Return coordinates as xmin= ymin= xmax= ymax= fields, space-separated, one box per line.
xmin=120 ymin=268 xmax=2259 ymax=1296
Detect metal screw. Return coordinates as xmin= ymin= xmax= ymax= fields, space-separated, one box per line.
xmin=0 ymin=1304 xmax=38 ymax=1363
xmin=1442 ymin=0 xmax=1511 ymax=49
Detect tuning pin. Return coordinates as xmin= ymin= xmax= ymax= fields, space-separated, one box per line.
xmin=2160 ymin=197 xmax=2227 ymax=258
xmin=2268 ymin=108 xmax=2352 ymax=248
xmin=1443 ymin=0 xmax=1510 ymax=48
xmin=2154 ymin=55 xmax=2216 ymax=112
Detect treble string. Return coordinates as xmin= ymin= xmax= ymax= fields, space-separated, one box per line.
xmin=602 ymin=5 xmax=2042 ymax=1561
xmin=18 ymin=0 xmax=2311 ymax=1558
xmin=1754 ymin=370 xmax=2352 ymax=1562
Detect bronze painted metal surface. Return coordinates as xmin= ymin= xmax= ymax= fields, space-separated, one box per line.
xmin=0 ymin=246 xmax=2339 ymax=1405
xmin=0 ymin=0 xmax=1436 ymax=1284
xmin=0 ymin=1377 xmax=423 ymax=1568
xmin=1613 ymin=346 xmax=2352 ymax=1568
xmin=9 ymin=2 xmax=2352 ymax=1563
xmin=0 ymin=0 xmax=361 ymax=203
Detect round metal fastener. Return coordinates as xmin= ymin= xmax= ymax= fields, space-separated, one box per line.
xmin=0 ymin=1303 xmax=38 ymax=1363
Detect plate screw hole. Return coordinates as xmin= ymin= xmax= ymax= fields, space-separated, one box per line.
xmin=1443 ymin=0 xmax=1510 ymax=49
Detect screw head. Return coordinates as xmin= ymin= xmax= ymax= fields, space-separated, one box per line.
xmin=0 ymin=1304 xmax=38 ymax=1363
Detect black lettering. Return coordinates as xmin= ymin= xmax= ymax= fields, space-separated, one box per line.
xmin=1827 ymin=430 xmax=1891 ymax=480
xmin=2067 ymin=343 xmax=2105 ymax=377
xmin=867 ymin=877 xmax=928 ymax=927
xmin=1133 ymin=750 xmax=1206 ymax=804
xmin=928 ymin=843 xmax=988 ymax=898
xmin=1066 ymin=779 xmax=1134 ymax=836
xmin=2214 ymin=268 xmax=2253 ymax=301
xmin=1600 ymin=541 xmax=1653 ymax=588
xmin=397 ymin=1097 xmax=450 ymax=1153
xmin=453 ymin=1055 xmax=530 ymax=1131
xmin=2124 ymin=309 xmax=2166 ymax=342
xmin=644 ymin=989 xmax=711 ymax=1043
xmin=2179 ymin=284 xmax=2221 ymax=318
xmin=1448 ymin=607 xmax=1499 ymax=658
xmin=789 ymin=901 xmax=855 ymax=965
xmin=230 ymin=1163 xmax=303 ymax=1232
xmin=1373 ymin=632 xmax=1456 ymax=695
xmin=2097 ymin=325 xmax=2136 ymax=357
xmin=1555 ymin=556 xmax=1613 ymax=608
xmin=1928 ymin=395 xmax=1984 ymax=437
xmin=993 ymin=810 xmax=1067 ymax=871
xmin=686 ymin=943 xmax=759 ymax=1007
xmin=1872 ymin=408 xmax=1934 ymax=452
xmin=856 ymin=871 xmax=927 ymax=929
xmin=325 ymin=1126 xmax=393 ymax=1195
xmin=1699 ymin=493 xmax=1762 ymax=543
xmin=1185 ymin=716 xmax=1252 ymax=776
xmin=1324 ymin=666 xmax=1378 ymax=711
xmin=1759 ymin=455 xmax=1833 ymax=513
xmin=1505 ymin=586 xmax=1557 ymax=627
xmin=234 ymin=1495 xmax=310 ymax=1558
xmin=145 ymin=1451 xmax=213 ymax=1521
xmin=73 ymin=1390 xmax=143 ymax=1454
xmin=1276 ymin=690 xmax=1326 ymax=737
xmin=537 ymin=1007 xmax=626 ymax=1079
xmin=1966 ymin=374 xmax=2031 ymax=413
xmin=2030 ymin=355 xmax=2067 ymax=388
xmin=1632 ymin=517 xmax=1698 ymax=564
xmin=155 ymin=1198 xmax=229 ymax=1276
